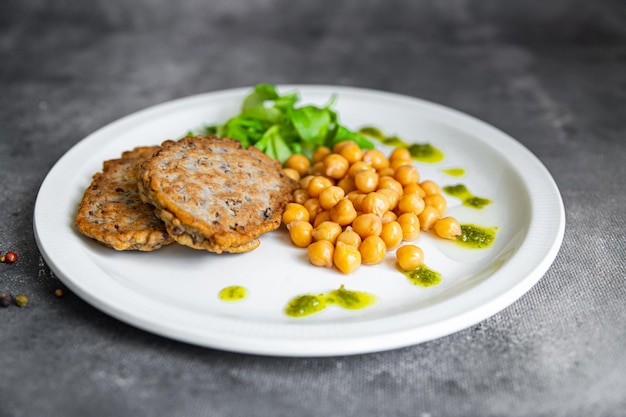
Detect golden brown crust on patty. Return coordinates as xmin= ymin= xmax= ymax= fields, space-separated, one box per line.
xmin=75 ymin=146 xmax=174 ymax=251
xmin=138 ymin=136 xmax=298 ymax=253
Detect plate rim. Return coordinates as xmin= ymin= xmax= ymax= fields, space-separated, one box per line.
xmin=33 ymin=84 xmax=565 ymax=356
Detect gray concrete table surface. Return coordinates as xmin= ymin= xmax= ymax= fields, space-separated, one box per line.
xmin=1 ymin=0 xmax=625 ymax=416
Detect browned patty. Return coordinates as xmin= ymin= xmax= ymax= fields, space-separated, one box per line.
xmin=138 ymin=136 xmax=298 ymax=253
xmin=75 ymin=146 xmax=174 ymax=251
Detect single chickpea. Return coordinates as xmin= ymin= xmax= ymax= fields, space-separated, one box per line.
xmin=346 ymin=192 xmax=367 ymax=212
xmin=434 ymin=217 xmax=462 ymax=239
xmin=397 ymin=212 xmax=420 ymax=240
xmin=299 ymin=175 xmax=315 ymax=190
xmin=332 ymin=140 xmax=353 ymax=153
xmin=403 ymin=183 xmax=425 ymax=198
xmin=293 ymin=188 xmax=310 ymax=204
xmin=361 ymin=191 xmax=390 ymax=217
xmin=313 ymin=210 xmax=332 ymax=228
xmin=351 ymin=213 xmax=383 ymax=239
xmin=348 ymin=161 xmax=374 ymax=178
xmin=377 ymin=167 xmax=396 ymax=177
xmin=391 ymin=159 xmax=413 ymax=171
xmin=396 ymin=245 xmax=425 ymax=270
xmin=380 ymin=221 xmax=403 ymax=249
xmin=424 ymin=194 xmax=447 ymax=215
xmin=323 ymin=153 xmax=350 ymax=179
xmin=354 ymin=170 xmax=379 ymax=193
xmin=333 ymin=242 xmax=362 ymax=274
xmin=312 ymin=146 xmax=332 ymax=163
xmin=318 ymin=186 xmax=345 ymax=210
xmin=330 ymin=198 xmax=358 ymax=226
xmin=381 ymin=210 xmax=398 ymax=224
xmin=288 ymin=221 xmax=313 ymax=248
xmin=339 ymin=141 xmax=364 ymax=164
xmin=336 ymin=227 xmax=362 ymax=248
xmin=337 ymin=175 xmax=357 ymax=193
xmin=310 ymin=161 xmax=326 ymax=176
xmin=376 ymin=188 xmax=400 ymax=211
xmin=359 ymin=235 xmax=387 ymax=265
xmin=285 ymin=154 xmax=311 ymax=176
xmin=420 ymin=180 xmax=441 ymax=196
xmin=394 ymin=164 xmax=420 ymax=186
xmin=303 ymin=198 xmax=324 ymax=223
xmin=362 ymin=149 xmax=389 ymax=170
xmin=417 ymin=205 xmax=439 ymax=231
xmin=307 ymin=240 xmax=334 ymax=268
xmin=282 ymin=203 xmax=310 ymax=225
xmin=397 ymin=192 xmax=425 ymax=215
xmin=283 ymin=168 xmax=300 ymax=182
xmin=312 ymin=221 xmax=343 ymax=244
xmin=307 ymin=176 xmax=333 ymax=198
xmin=389 ymin=147 xmax=411 ymax=162
xmin=378 ymin=176 xmax=404 ymax=195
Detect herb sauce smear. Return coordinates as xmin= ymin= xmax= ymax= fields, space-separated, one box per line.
xmin=358 ymin=126 xmax=444 ymax=163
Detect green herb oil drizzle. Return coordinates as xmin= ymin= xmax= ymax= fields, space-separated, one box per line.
xmin=285 ymin=285 xmax=377 ymax=318
xmin=218 ymin=285 xmax=248 ymax=302
xmin=443 ymin=184 xmax=492 ymax=209
xmin=399 ymin=264 xmax=442 ymax=287
xmin=358 ymin=126 xmax=444 ymax=163
xmin=456 ymin=224 xmax=498 ymax=249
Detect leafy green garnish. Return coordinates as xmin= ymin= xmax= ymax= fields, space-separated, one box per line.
xmin=202 ymin=83 xmax=374 ymax=163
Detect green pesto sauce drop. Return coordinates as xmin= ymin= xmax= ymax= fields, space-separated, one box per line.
xmin=456 ymin=224 xmax=498 ymax=249
xmin=441 ymin=167 xmax=466 ymax=177
xmin=218 ymin=285 xmax=248 ymax=302
xmin=358 ymin=126 xmax=444 ymax=163
xmin=400 ymin=264 xmax=442 ymax=287
xmin=443 ymin=184 xmax=492 ymax=209
xmin=285 ymin=285 xmax=377 ymax=318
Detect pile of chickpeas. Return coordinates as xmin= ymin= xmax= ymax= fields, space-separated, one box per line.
xmin=281 ymin=141 xmax=461 ymax=274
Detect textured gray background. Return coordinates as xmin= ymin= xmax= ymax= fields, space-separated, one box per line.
xmin=1 ymin=0 xmax=625 ymax=416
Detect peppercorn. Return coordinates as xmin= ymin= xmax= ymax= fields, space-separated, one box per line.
xmin=14 ymin=294 xmax=28 ymax=307
xmin=0 ymin=292 xmax=12 ymax=307
xmin=4 ymin=251 xmax=18 ymax=264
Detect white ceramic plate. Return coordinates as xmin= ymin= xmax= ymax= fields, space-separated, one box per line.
xmin=33 ymin=85 xmax=565 ymax=357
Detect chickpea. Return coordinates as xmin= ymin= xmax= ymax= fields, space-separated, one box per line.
xmin=310 ymin=161 xmax=325 ymax=176
xmin=397 ymin=212 xmax=420 ymax=240
xmin=403 ymin=183 xmax=425 ymax=198
xmin=391 ymin=159 xmax=412 ymax=171
xmin=282 ymin=203 xmax=310 ymax=225
xmin=319 ymin=185 xmax=345 ymax=210
xmin=362 ymin=149 xmax=389 ymax=170
xmin=283 ymin=168 xmax=300 ymax=182
xmin=377 ymin=188 xmax=400 ymax=211
xmin=323 ymin=154 xmax=350 ymax=179
xmin=285 ymin=154 xmax=311 ymax=176
xmin=288 ymin=221 xmax=313 ymax=248
xmin=293 ymin=188 xmax=310 ymax=204
xmin=381 ymin=210 xmax=398 ymax=224
xmin=313 ymin=210 xmax=332 ymax=228
xmin=330 ymin=198 xmax=358 ymax=226
xmin=360 ymin=235 xmax=387 ymax=265
xmin=434 ymin=216 xmax=462 ymax=239
xmin=417 ymin=205 xmax=439 ymax=231
xmin=312 ymin=146 xmax=332 ymax=163
xmin=420 ymin=180 xmax=441 ymax=196
xmin=377 ymin=167 xmax=396 ymax=177
xmin=307 ymin=176 xmax=333 ymax=198
xmin=389 ymin=147 xmax=411 ymax=161
xmin=361 ymin=191 xmax=390 ymax=217
xmin=354 ymin=169 xmax=379 ymax=193
xmin=336 ymin=227 xmax=362 ymax=248
xmin=303 ymin=198 xmax=324 ymax=222
xmin=339 ymin=141 xmax=364 ymax=163
xmin=378 ymin=176 xmax=404 ymax=195
xmin=351 ymin=213 xmax=383 ymax=239
xmin=332 ymin=140 xmax=353 ymax=153
xmin=346 ymin=192 xmax=367 ymax=212
xmin=348 ymin=161 xmax=374 ymax=178
xmin=308 ymin=240 xmax=334 ymax=268
xmin=333 ymin=242 xmax=362 ymax=274
xmin=380 ymin=221 xmax=403 ymax=249
xmin=396 ymin=245 xmax=424 ymax=270
xmin=394 ymin=164 xmax=420 ymax=186
xmin=397 ymin=192 xmax=425 ymax=215
xmin=424 ymin=194 xmax=447 ymax=215
xmin=299 ymin=175 xmax=315 ymax=190
xmin=312 ymin=221 xmax=342 ymax=244
xmin=337 ymin=175 xmax=356 ymax=193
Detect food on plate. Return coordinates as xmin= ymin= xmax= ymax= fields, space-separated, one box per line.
xmin=282 ymin=140 xmax=462 ymax=274
xmin=203 ymin=83 xmax=375 ymax=163
xmin=75 ymin=146 xmax=174 ymax=251
xmin=138 ymin=136 xmax=298 ymax=253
